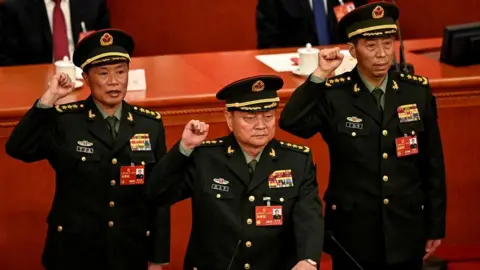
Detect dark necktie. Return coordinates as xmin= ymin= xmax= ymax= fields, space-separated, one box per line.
xmin=106 ymin=116 xmax=118 ymax=139
xmin=372 ymin=88 xmax=384 ymax=112
xmin=313 ymin=0 xmax=331 ymax=45
xmin=52 ymin=0 xmax=69 ymax=61
xmin=248 ymin=160 xmax=258 ymax=180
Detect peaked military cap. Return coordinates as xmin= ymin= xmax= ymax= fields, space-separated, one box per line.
xmin=73 ymin=29 xmax=134 ymax=70
xmin=338 ymin=2 xmax=399 ymax=40
xmin=216 ymin=75 xmax=283 ymax=112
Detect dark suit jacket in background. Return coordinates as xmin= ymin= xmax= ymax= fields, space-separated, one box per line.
xmin=256 ymin=0 xmax=368 ymax=49
xmin=0 ymin=0 xmax=110 ymax=66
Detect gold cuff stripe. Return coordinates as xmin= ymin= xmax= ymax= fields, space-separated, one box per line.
xmin=226 ymin=97 xmax=280 ymax=108
xmin=80 ymin=52 xmax=131 ymax=69
xmin=348 ymin=24 xmax=398 ymax=39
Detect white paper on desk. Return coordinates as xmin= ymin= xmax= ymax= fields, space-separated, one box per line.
xmin=255 ymin=50 xmax=357 ymax=76
xmin=127 ymin=69 xmax=146 ymax=91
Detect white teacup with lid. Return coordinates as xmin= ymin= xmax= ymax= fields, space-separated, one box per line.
xmin=54 ymin=56 xmax=76 ymax=81
xmin=297 ymin=43 xmax=320 ymax=75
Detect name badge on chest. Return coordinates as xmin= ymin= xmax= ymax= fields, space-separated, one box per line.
xmin=130 ymin=133 xmax=152 ymax=151
xmin=255 ymin=206 xmax=283 ymax=226
xmin=395 ymin=135 xmax=419 ymax=157
xmin=120 ymin=165 xmax=145 ymax=185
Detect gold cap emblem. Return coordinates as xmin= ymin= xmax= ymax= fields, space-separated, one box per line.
xmin=252 ymin=80 xmax=265 ymax=92
xmin=100 ymin=33 xmax=113 ymax=46
xmin=372 ymin=6 xmax=385 ymax=19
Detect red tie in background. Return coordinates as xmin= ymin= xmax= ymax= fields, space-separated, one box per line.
xmin=52 ymin=0 xmax=69 ymax=61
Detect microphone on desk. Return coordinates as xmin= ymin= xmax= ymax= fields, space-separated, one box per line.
xmin=227 ymin=240 xmax=242 ymax=270
xmin=325 ymin=231 xmax=364 ymax=270
xmin=389 ymin=0 xmax=415 ymax=74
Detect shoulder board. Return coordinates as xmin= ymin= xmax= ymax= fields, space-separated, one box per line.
xmin=132 ymin=106 xmax=162 ymax=120
xmin=324 ymin=74 xmax=353 ymax=88
xmin=199 ymin=139 xmax=225 ymax=147
xmin=399 ymin=73 xmax=429 ymax=86
xmin=55 ymin=101 xmax=86 ymax=113
xmin=278 ymin=141 xmax=310 ymax=154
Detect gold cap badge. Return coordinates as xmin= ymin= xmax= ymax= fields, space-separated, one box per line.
xmin=252 ymin=80 xmax=265 ymax=92
xmin=100 ymin=33 xmax=113 ymax=46
xmin=372 ymin=6 xmax=385 ymax=19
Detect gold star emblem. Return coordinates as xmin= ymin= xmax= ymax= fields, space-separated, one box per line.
xmin=72 ymin=104 xmax=78 ymax=109
xmin=227 ymin=146 xmax=235 ymax=154
xmin=334 ymin=79 xmax=340 ymax=83
xmin=412 ymin=76 xmax=418 ymax=80
xmin=140 ymin=108 xmax=145 ymax=112
xmin=340 ymin=78 xmax=345 ymax=82
xmin=407 ymin=74 xmax=412 ymax=79
xmin=67 ymin=105 xmax=72 ymax=109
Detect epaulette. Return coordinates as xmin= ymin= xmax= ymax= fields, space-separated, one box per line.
xmin=399 ymin=73 xmax=429 ymax=86
xmin=278 ymin=141 xmax=310 ymax=154
xmin=132 ymin=106 xmax=162 ymax=120
xmin=55 ymin=101 xmax=86 ymax=113
xmin=325 ymin=74 xmax=353 ymax=88
xmin=199 ymin=139 xmax=225 ymax=147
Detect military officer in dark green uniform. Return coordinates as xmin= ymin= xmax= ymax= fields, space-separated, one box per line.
xmin=279 ymin=3 xmax=446 ymax=270
xmin=147 ymin=75 xmax=324 ymax=270
xmin=5 ymin=29 xmax=170 ymax=270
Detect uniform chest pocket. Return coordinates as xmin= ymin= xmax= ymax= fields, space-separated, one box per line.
xmin=202 ymin=178 xmax=236 ymax=200
xmin=129 ymin=151 xmax=156 ymax=165
xmin=398 ymin=120 xmax=425 ymax=136
xmin=337 ymin=121 xmax=370 ymax=137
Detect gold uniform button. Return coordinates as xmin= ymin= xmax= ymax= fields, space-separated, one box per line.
xmin=216 ymin=194 xmax=221 ymax=199
xmin=382 ymin=130 xmax=388 ymax=136
xmin=141 ymin=161 xmax=145 ymax=165
xmin=351 ymin=132 xmax=357 ymax=137
xmin=383 ymin=175 xmax=389 ymax=182
xmin=81 ymin=156 xmax=86 ymax=162
xmin=411 ymin=131 xmax=416 ymax=136
xmin=279 ymin=197 xmax=284 ymax=203
xmin=383 ymin=198 xmax=389 ymax=205
xmin=245 ymin=241 xmax=252 ymax=247
xmin=110 ymin=180 xmax=116 ymax=186
xmin=332 ymin=204 xmax=337 ymax=210
xmin=421 ymin=205 xmax=424 ymax=210
xmin=111 ymin=158 xmax=117 ymax=165
xmin=109 ymin=201 xmax=115 ymax=207
xmin=57 ymin=226 xmax=63 ymax=232
xmin=108 ymin=221 xmax=114 ymax=227
xmin=146 ymin=230 xmax=151 ymax=237
xmin=244 ymin=263 xmax=251 ymax=270
xmin=246 ymin=218 xmax=253 ymax=225
xmin=249 ymin=196 xmax=255 ymax=202
xmin=382 ymin=153 xmax=388 ymax=159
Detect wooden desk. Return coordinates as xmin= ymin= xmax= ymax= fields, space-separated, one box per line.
xmin=1 ymin=38 xmax=480 ymax=270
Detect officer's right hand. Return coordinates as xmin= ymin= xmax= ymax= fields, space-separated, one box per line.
xmin=181 ymin=120 xmax=209 ymax=150
xmin=312 ymin=47 xmax=344 ymax=79
xmin=39 ymin=73 xmax=75 ymax=107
